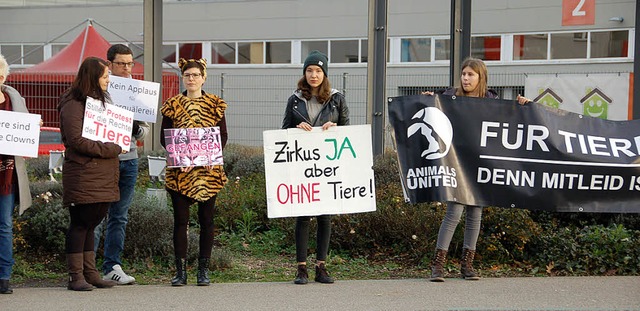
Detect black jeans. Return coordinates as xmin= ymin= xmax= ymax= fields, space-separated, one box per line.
xmin=295 ymin=215 xmax=331 ymax=263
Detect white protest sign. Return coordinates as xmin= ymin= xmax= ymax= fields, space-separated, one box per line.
xmin=82 ymin=97 xmax=134 ymax=151
xmin=263 ymin=124 xmax=376 ymax=218
xmin=0 ymin=110 xmax=41 ymax=158
xmin=108 ymin=75 xmax=160 ymax=123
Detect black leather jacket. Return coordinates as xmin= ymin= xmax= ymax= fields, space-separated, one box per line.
xmin=282 ymin=89 xmax=350 ymax=129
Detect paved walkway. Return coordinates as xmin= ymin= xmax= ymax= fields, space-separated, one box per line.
xmin=1 ymin=276 xmax=639 ymax=310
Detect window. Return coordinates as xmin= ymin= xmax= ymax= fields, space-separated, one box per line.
xmin=238 ymin=42 xmax=263 ymax=64
xmin=550 ymin=32 xmax=587 ymax=59
xmin=471 ymin=36 xmax=501 ymax=61
xmin=1 ymin=45 xmax=22 ymax=64
xmin=401 ymin=38 xmax=430 ymax=62
xmin=162 ymin=44 xmax=177 ymax=63
xmin=22 ymin=45 xmax=44 ymax=64
xmin=212 ymin=42 xmax=236 ymax=64
xmin=330 ymin=40 xmax=358 ymax=63
xmin=301 ymin=41 xmax=328 ymax=60
xmin=513 ymin=34 xmax=547 ymax=60
xmin=590 ymin=30 xmax=629 ymax=58
xmin=129 ymin=43 xmax=144 ymax=62
xmin=434 ymin=38 xmax=450 ymax=61
xmin=360 ymin=39 xmax=368 ymax=62
xmin=266 ymin=41 xmax=290 ymax=64
xmin=178 ymin=43 xmax=202 ymax=60
xmin=51 ymin=44 xmax=66 ymax=57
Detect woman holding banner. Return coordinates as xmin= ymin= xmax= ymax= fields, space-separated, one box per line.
xmin=423 ymin=57 xmax=530 ymax=282
xmin=58 ymin=57 xmax=122 ymax=291
xmin=0 ymin=53 xmax=33 ymax=294
xmin=160 ymin=58 xmax=228 ymax=287
xmin=282 ymin=50 xmax=349 ymax=285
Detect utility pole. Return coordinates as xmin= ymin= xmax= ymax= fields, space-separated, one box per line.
xmin=367 ymin=0 xmax=388 ymax=156
xmin=450 ymin=0 xmax=472 ymax=88
xmin=143 ymin=0 xmax=163 ymax=151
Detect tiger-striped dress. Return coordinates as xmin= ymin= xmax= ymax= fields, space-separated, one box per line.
xmin=160 ymin=92 xmax=228 ymax=202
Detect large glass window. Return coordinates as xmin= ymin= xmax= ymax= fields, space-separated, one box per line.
xmin=212 ymin=42 xmax=236 ymax=64
xmin=513 ymin=34 xmax=547 ymax=60
xmin=301 ymin=41 xmax=328 ymax=60
xmin=401 ymin=38 xmax=430 ymax=62
xmin=471 ymin=36 xmax=501 ymax=61
xmin=590 ymin=30 xmax=629 ymax=58
xmin=1 ymin=45 xmax=22 ymax=64
xmin=238 ymin=42 xmax=263 ymax=64
xmin=550 ymin=32 xmax=587 ymax=59
xmin=434 ymin=39 xmax=450 ymax=61
xmin=330 ymin=40 xmax=358 ymax=63
xmin=129 ymin=43 xmax=144 ymax=62
xmin=266 ymin=41 xmax=290 ymax=64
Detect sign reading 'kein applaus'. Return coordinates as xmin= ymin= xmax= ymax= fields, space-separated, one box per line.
xmin=263 ymin=124 xmax=376 ymax=218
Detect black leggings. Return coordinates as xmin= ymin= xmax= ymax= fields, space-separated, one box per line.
xmin=295 ymin=215 xmax=331 ymax=263
xmin=168 ymin=189 xmax=217 ymax=259
xmin=66 ymin=203 xmax=110 ymax=254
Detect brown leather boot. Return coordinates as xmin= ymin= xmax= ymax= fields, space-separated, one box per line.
xmin=429 ymin=249 xmax=447 ymax=282
xmin=82 ymin=251 xmax=117 ymax=288
xmin=67 ymin=253 xmax=93 ymax=291
xmin=460 ymin=248 xmax=480 ymax=280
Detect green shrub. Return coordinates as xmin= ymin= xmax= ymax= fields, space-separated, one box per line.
xmin=528 ymin=224 xmax=640 ymax=275
xmin=26 ymin=156 xmax=51 ymax=182
xmin=16 ymin=193 xmax=68 ymax=255
xmin=123 ymin=192 xmax=174 ymax=260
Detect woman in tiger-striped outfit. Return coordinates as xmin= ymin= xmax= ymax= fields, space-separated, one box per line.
xmin=160 ymin=58 xmax=228 ymax=287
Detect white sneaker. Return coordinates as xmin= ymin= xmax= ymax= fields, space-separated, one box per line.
xmin=103 ymin=264 xmax=136 ymax=285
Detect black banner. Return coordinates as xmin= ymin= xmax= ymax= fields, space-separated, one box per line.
xmin=388 ymin=95 xmax=640 ymax=213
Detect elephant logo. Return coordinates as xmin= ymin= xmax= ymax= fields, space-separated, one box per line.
xmin=407 ymin=107 xmax=453 ymax=160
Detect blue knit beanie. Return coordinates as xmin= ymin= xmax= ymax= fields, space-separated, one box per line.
xmin=303 ymin=50 xmax=328 ymax=76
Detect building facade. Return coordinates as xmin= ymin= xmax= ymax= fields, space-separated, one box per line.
xmin=0 ymin=0 xmax=635 ymax=146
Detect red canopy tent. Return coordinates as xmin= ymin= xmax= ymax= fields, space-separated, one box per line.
xmin=7 ymin=23 xmax=179 ymax=127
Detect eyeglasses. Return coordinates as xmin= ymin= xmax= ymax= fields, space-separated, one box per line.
xmin=112 ymin=62 xmax=135 ymax=67
xmin=182 ymin=73 xmax=203 ymax=79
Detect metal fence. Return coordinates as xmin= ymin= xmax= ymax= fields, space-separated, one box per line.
xmin=6 ymin=71 xmax=630 ymax=147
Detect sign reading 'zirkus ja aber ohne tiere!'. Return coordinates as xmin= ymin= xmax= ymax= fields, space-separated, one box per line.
xmin=263 ymin=125 xmax=376 ymax=218
xmin=388 ymin=94 xmax=640 ymax=213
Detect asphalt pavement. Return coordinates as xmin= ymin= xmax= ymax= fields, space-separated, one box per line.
xmin=1 ymin=276 xmax=638 ymax=311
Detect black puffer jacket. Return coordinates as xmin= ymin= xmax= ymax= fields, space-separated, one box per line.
xmin=282 ymin=89 xmax=349 ymax=129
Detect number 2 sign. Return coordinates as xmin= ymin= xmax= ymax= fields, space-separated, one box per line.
xmin=562 ymin=0 xmax=595 ymax=26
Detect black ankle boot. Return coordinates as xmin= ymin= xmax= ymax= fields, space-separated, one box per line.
xmin=293 ymin=264 xmax=308 ymax=285
xmin=197 ymin=258 xmax=210 ymax=286
xmin=0 ymin=279 xmax=13 ymax=294
xmin=171 ymin=258 xmax=187 ymax=286
xmin=314 ymin=263 xmax=334 ymax=284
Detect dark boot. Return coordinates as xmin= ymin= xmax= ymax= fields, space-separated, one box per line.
xmin=314 ymin=263 xmax=334 ymax=284
xmin=67 ymin=253 xmax=94 ymax=291
xmin=197 ymin=258 xmax=210 ymax=286
xmin=460 ymin=248 xmax=480 ymax=280
xmin=171 ymin=258 xmax=187 ymax=286
xmin=430 ymin=249 xmax=448 ymax=282
xmin=82 ymin=251 xmax=116 ymax=288
xmin=293 ymin=264 xmax=308 ymax=285
xmin=0 ymin=279 xmax=13 ymax=294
